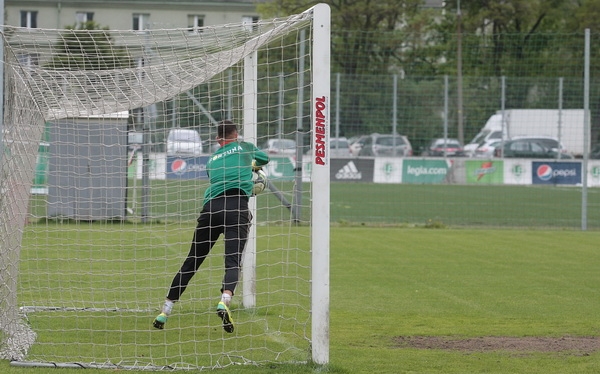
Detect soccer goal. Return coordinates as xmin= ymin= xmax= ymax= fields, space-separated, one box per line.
xmin=0 ymin=4 xmax=330 ymax=370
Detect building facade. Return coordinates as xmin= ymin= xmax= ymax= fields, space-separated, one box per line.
xmin=7 ymin=0 xmax=261 ymax=30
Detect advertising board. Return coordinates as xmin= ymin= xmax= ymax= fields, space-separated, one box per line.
xmin=401 ymin=159 xmax=452 ymax=184
xmin=465 ymin=160 xmax=504 ymax=184
xmin=330 ymin=158 xmax=374 ymax=182
xmin=532 ymin=161 xmax=581 ymax=185
xmin=166 ymin=156 xmax=209 ymax=179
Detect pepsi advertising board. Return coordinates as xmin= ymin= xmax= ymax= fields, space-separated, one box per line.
xmin=167 ymin=156 xmax=209 ymax=179
xmin=532 ymin=161 xmax=581 ymax=185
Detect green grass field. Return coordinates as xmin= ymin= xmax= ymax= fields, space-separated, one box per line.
xmin=8 ymin=182 xmax=600 ymax=373
xmin=28 ymin=181 xmax=600 ymax=229
xmin=5 ymin=227 xmax=600 ymax=373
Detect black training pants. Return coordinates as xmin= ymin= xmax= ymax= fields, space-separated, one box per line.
xmin=166 ymin=194 xmax=251 ymax=301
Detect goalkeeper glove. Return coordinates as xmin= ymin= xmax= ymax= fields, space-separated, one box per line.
xmin=252 ymin=160 xmax=262 ymax=171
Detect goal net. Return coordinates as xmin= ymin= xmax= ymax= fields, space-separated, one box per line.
xmin=0 ymin=4 xmax=330 ymax=370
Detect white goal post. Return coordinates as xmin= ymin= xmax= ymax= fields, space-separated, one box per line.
xmin=0 ymin=4 xmax=330 ymax=370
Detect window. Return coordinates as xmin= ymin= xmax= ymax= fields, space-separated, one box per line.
xmin=241 ymin=15 xmax=259 ymax=32
xmin=511 ymin=141 xmax=529 ymax=152
xmin=133 ymin=14 xmax=150 ymax=31
xmin=489 ymin=131 xmax=503 ymax=140
xmin=20 ymin=10 xmax=38 ymax=28
xmin=530 ymin=142 xmax=545 ymax=153
xmin=17 ymin=53 xmax=39 ymax=67
xmin=76 ymin=12 xmax=94 ymax=25
xmin=375 ymin=136 xmax=402 ymax=147
xmin=188 ymin=15 xmax=204 ymax=33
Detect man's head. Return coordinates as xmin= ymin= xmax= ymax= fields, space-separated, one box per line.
xmin=217 ymin=120 xmax=238 ymax=141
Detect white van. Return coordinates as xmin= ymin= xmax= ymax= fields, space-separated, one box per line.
xmin=464 ymin=109 xmax=587 ymax=157
xmin=463 ymin=113 xmax=504 ymax=157
xmin=166 ymin=129 xmax=203 ymax=156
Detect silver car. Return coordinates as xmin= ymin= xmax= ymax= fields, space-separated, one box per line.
xmin=261 ymin=138 xmax=297 ymax=155
xmin=356 ymin=133 xmax=413 ymax=157
xmin=166 ymin=129 xmax=203 ymax=156
xmin=330 ymin=137 xmax=351 ymax=157
xmin=305 ymin=137 xmax=351 ymax=158
xmin=473 ymin=139 xmax=501 ymax=158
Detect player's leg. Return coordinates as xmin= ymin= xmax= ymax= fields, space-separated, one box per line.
xmin=216 ymin=196 xmax=251 ymax=333
xmin=154 ymin=202 xmax=224 ymax=329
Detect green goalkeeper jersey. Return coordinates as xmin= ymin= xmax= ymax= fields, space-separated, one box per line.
xmin=203 ymin=141 xmax=269 ymax=204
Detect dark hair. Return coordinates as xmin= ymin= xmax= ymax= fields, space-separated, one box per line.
xmin=217 ymin=120 xmax=237 ymax=139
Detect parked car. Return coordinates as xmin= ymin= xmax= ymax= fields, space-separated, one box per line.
xmin=493 ymin=137 xmax=573 ymax=159
xmin=464 ymin=129 xmax=504 ymax=157
xmin=424 ymin=138 xmax=465 ymax=157
xmin=330 ymin=137 xmax=351 ymax=157
xmin=348 ymin=136 xmax=364 ymax=156
xmin=591 ymin=144 xmax=600 ymax=159
xmin=202 ymin=138 xmax=222 ymax=154
xmin=510 ymin=136 xmax=571 ymax=157
xmin=306 ymin=137 xmax=351 ymax=158
xmin=261 ymin=138 xmax=297 ymax=155
xmin=166 ymin=128 xmax=203 ymax=156
xmin=473 ymin=139 xmax=502 ymax=158
xmin=355 ymin=133 xmax=413 ymax=157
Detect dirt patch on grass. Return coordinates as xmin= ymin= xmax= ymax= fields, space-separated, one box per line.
xmin=394 ymin=336 xmax=600 ymax=355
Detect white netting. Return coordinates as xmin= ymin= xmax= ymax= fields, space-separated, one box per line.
xmin=8 ymin=13 xmax=310 ymax=119
xmin=0 ymin=7 xmax=321 ymax=369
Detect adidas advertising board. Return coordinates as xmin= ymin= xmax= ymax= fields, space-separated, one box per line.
xmin=330 ymin=159 xmax=374 ymax=182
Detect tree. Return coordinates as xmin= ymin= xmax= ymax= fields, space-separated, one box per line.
xmin=259 ymin=0 xmax=433 ymax=75
xmin=438 ymin=0 xmax=575 ymax=77
xmin=257 ymin=0 xmax=440 ymax=135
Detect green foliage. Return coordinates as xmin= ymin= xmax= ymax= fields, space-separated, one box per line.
xmin=435 ymin=0 xmax=584 ymax=79
xmin=258 ymin=0 xmax=434 ymax=76
xmin=46 ymin=21 xmax=133 ymax=71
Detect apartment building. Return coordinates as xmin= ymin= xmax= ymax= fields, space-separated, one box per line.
xmin=7 ymin=0 xmax=261 ymax=30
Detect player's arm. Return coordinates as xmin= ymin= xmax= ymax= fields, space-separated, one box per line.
xmin=243 ymin=142 xmax=269 ymax=169
xmin=253 ymin=149 xmax=269 ymax=168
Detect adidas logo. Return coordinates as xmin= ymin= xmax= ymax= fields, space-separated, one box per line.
xmin=335 ymin=161 xmax=362 ymax=180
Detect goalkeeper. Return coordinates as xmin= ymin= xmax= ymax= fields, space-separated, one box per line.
xmin=153 ymin=120 xmax=269 ymax=333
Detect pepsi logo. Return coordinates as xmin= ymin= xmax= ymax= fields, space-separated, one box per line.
xmin=171 ymin=159 xmax=187 ymax=175
xmin=536 ymin=164 xmax=553 ymax=181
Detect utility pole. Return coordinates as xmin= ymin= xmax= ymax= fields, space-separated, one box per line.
xmin=457 ymin=0 xmax=464 ymax=145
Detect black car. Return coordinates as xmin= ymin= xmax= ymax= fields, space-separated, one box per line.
xmin=591 ymin=144 xmax=600 ymax=159
xmin=494 ymin=138 xmax=573 ymax=159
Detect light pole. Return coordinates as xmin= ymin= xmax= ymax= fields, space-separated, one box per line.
xmin=457 ymin=0 xmax=464 ymax=145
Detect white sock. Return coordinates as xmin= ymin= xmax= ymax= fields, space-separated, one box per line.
xmin=221 ymin=293 xmax=232 ymax=307
xmin=162 ymin=300 xmax=174 ymax=315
